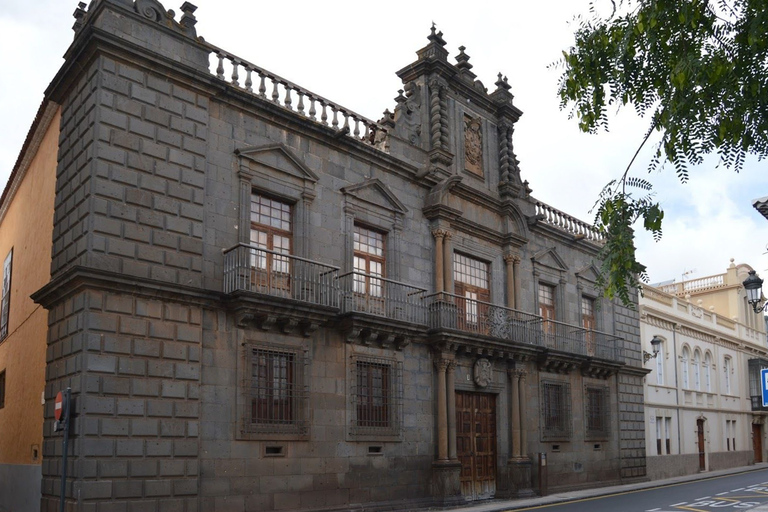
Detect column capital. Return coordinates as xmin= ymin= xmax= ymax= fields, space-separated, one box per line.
xmin=435 ymin=359 xmax=450 ymax=372
xmin=515 ymin=368 xmax=528 ymax=381
xmin=432 ymin=228 xmax=448 ymax=239
xmin=447 ymin=360 xmax=457 ymax=372
xmin=503 ymin=252 xmax=520 ymax=264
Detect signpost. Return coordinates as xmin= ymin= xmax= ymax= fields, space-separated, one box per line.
xmin=761 ymin=368 xmax=768 ymax=407
xmin=54 ymin=388 xmax=71 ymax=512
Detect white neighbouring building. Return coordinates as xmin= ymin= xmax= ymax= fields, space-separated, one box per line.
xmin=641 ymin=260 xmax=768 ymax=480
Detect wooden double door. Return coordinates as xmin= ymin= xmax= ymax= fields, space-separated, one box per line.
xmin=456 ymin=392 xmax=497 ymax=500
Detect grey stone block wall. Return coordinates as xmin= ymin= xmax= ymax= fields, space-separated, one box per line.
xmin=85 ymin=55 xmax=206 ymax=287
xmin=51 ymin=59 xmax=100 ymax=277
xmin=42 ymin=291 xmax=200 ymax=511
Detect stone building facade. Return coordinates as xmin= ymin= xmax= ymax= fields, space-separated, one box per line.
xmin=641 ymin=262 xmax=768 ymax=480
xmin=12 ymin=0 xmax=649 ymax=510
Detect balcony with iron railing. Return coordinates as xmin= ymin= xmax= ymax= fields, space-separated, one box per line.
xmin=426 ymin=292 xmax=622 ymax=362
xmin=337 ymin=271 xmax=428 ymax=326
xmin=223 ymin=246 xmax=624 ymax=360
xmin=223 ymin=244 xmax=340 ymax=308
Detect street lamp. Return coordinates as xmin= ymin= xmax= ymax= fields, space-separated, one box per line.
xmin=643 ymin=335 xmax=663 ymax=363
xmin=743 ymin=270 xmax=767 ymax=314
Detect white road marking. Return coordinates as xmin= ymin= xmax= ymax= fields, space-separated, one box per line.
xmin=732 ymin=488 xmax=745 ymax=492
xmin=671 ymin=502 xmax=688 ymax=507
xmin=696 ymin=496 xmax=711 ymax=500
xmin=716 ymin=491 xmax=729 ymax=495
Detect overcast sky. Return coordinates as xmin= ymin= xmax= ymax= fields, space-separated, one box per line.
xmin=2 ymin=0 xmax=768 ymax=288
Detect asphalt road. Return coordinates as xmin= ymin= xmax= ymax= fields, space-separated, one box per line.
xmin=508 ymin=468 xmax=768 ymax=512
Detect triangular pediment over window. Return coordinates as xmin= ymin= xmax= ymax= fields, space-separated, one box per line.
xmin=235 ymin=144 xmax=319 ymax=184
xmin=576 ymin=263 xmax=601 ymax=283
xmin=532 ymin=247 xmax=568 ymax=272
xmin=341 ymin=179 xmax=408 ymax=215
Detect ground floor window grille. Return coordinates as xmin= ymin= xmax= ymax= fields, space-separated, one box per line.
xmin=246 ymin=346 xmax=308 ymax=435
xmin=655 ymin=416 xmax=672 ymax=455
xmin=585 ymin=386 xmax=609 ymax=438
xmin=541 ymin=380 xmax=571 ymax=440
xmin=350 ymin=356 xmax=403 ymax=437
xmin=726 ymin=419 xmax=736 ymax=451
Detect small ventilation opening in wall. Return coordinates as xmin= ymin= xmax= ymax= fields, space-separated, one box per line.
xmin=368 ymin=445 xmax=383 ymax=455
xmin=31 ymin=445 xmax=39 ymax=461
xmin=552 ymin=445 xmax=560 ymax=452
xmin=265 ymin=446 xmax=284 ymax=457
xmin=594 ymin=443 xmax=602 ymax=451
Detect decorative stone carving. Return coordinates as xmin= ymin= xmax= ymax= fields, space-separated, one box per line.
xmin=464 ymin=115 xmax=483 ymax=176
xmin=473 ymin=358 xmax=493 ymax=388
xmin=135 ymin=0 xmax=167 ymax=22
xmin=394 ymin=82 xmax=421 ymax=145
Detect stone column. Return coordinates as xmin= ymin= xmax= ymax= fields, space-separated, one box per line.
xmin=511 ymin=368 xmax=521 ymax=458
xmin=435 ymin=359 xmax=449 ymax=461
xmin=447 ymin=361 xmax=457 ymax=461
xmin=433 ymin=229 xmax=445 ymax=294
xmin=504 ymin=252 xmax=517 ymax=310
xmin=518 ymin=370 xmax=528 ymax=455
xmin=513 ymin=256 xmax=521 ymax=311
xmin=506 ymin=366 xmax=534 ymax=498
xmin=443 ymin=231 xmax=454 ymax=295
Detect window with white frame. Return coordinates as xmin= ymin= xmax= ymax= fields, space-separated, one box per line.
xmin=453 ymin=253 xmax=490 ymax=329
xmin=682 ymin=347 xmax=690 ymax=389
xmin=655 ymin=416 xmax=672 ymax=455
xmin=353 ymin=225 xmax=386 ymax=314
xmin=655 ymin=338 xmax=665 ymax=385
xmin=693 ymin=350 xmax=701 ymax=391
xmin=250 ymin=193 xmax=292 ymax=293
xmin=704 ymin=352 xmax=712 ymax=392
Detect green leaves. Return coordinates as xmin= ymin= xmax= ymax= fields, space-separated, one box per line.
xmin=593 ymin=179 xmax=663 ymax=307
xmin=558 ymin=0 xmax=768 ymax=306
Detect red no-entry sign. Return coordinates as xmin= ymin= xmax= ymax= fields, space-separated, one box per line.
xmin=54 ymin=391 xmax=63 ymax=421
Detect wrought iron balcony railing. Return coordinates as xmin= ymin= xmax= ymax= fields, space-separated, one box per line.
xmin=337 ymin=271 xmax=428 ymax=325
xmin=223 ymin=244 xmax=340 ymax=308
xmin=426 ymin=292 xmax=622 ymax=361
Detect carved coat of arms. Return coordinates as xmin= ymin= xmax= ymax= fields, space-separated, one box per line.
xmin=473 ymin=358 xmax=493 ymax=388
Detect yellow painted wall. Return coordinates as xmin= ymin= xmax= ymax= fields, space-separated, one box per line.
xmin=0 ymin=109 xmax=59 ymax=465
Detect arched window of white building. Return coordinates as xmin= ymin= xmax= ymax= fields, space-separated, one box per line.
xmin=682 ymin=347 xmax=690 ymax=389
xmin=655 ymin=337 xmax=665 ymax=385
xmin=704 ymin=352 xmax=712 ymax=392
xmin=724 ymin=356 xmax=732 ymax=394
xmin=693 ymin=350 xmax=701 ymax=390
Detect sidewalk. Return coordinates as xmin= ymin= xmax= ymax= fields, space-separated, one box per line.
xmin=441 ymin=463 xmax=768 ymax=512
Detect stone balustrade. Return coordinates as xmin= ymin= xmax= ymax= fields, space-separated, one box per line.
xmin=534 ymin=201 xmax=604 ymax=242
xmin=204 ymin=44 xmax=388 ymax=149
xmin=658 ymin=274 xmax=726 ymax=295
